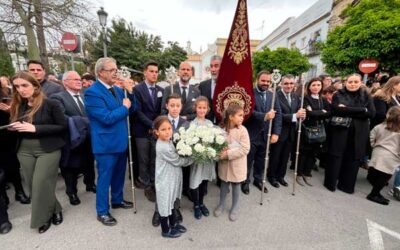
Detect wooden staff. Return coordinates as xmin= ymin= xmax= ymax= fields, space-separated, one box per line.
xmin=260 ymin=69 xmax=281 ymax=205
xmin=292 ymin=77 xmax=306 ymax=196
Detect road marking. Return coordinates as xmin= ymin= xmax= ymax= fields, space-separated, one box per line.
xmin=367 ymin=219 xmax=400 ymax=250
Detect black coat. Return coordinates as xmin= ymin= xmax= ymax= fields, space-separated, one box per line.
xmin=198 ymin=79 xmax=216 ymax=122
xmin=276 ymin=90 xmax=301 ymax=142
xmin=371 ymin=95 xmax=400 ymax=128
xmin=328 ymin=88 xmax=375 ymax=159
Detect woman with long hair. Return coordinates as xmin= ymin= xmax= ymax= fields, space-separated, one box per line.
xmin=372 ymin=76 xmax=400 ymax=128
xmin=8 ymin=71 xmax=67 ymax=233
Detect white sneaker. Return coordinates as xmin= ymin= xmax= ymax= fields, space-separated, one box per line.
xmin=388 ymin=188 xmax=394 ymax=197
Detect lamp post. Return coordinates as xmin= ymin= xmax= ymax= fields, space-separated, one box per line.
xmin=97 ymin=7 xmax=108 ymax=58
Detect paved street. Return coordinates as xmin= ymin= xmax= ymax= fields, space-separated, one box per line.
xmin=2 ymin=167 xmax=400 ymax=250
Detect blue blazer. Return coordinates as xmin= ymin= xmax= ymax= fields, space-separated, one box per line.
xmin=84 ymin=81 xmax=137 ymax=154
xmin=245 ymin=88 xmax=282 ymax=141
xmin=133 ymin=82 xmax=163 ymax=138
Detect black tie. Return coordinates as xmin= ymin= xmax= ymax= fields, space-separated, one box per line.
xmin=109 ymin=88 xmax=117 ymax=100
xmin=73 ymin=95 xmax=85 ymax=115
xmin=149 ymin=87 xmax=156 ymax=105
xmin=171 ymin=119 xmax=176 ymax=132
xmin=181 ymin=86 xmax=187 ymax=104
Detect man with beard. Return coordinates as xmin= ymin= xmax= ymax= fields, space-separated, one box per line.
xmin=161 ymin=61 xmax=200 ymax=121
xmin=243 ymin=71 xmax=282 ymax=194
xmin=28 ymin=60 xmax=64 ymax=97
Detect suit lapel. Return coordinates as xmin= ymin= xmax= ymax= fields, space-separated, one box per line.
xmin=141 ymin=82 xmax=155 ymax=110
xmin=65 ymin=92 xmax=83 ymax=116
xmin=279 ymin=91 xmax=290 ymax=110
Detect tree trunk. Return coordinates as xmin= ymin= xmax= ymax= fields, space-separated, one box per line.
xmin=34 ymin=0 xmax=49 ymax=70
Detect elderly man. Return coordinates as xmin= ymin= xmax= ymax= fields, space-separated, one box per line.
xmin=28 ymin=60 xmax=64 ymax=97
xmin=84 ymin=58 xmax=137 ymax=226
xmin=161 ymin=61 xmax=200 ymax=121
xmin=51 ymin=71 xmax=96 ymax=206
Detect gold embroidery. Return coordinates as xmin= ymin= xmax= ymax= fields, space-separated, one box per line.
xmin=228 ymin=0 xmax=249 ymax=65
xmin=216 ymin=82 xmax=252 ymax=117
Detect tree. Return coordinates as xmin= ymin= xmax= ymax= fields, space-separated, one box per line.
xmin=0 ymin=28 xmax=15 ymax=77
xmin=252 ymin=47 xmax=312 ymax=77
xmin=320 ymin=0 xmax=400 ymax=76
xmin=0 ymin=0 xmax=93 ymax=68
xmin=85 ymin=18 xmax=187 ymax=78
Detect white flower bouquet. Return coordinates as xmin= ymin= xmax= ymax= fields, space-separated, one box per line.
xmin=173 ymin=123 xmax=227 ymax=164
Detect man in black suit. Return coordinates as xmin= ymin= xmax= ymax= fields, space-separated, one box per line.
xmin=268 ymin=75 xmax=306 ymax=188
xmin=52 ymin=71 xmax=96 ymax=205
xmin=28 ymin=60 xmax=64 ymax=97
xmin=198 ymin=55 xmax=222 ymax=123
xmin=243 ymin=71 xmax=282 ymax=194
xmin=161 ymin=61 xmax=200 ymax=121
xmin=132 ymin=62 xmax=163 ymax=202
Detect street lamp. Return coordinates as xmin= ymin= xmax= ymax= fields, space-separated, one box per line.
xmin=97 ymin=7 xmax=108 ymax=57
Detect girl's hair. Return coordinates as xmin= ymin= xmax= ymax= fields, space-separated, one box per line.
xmin=153 ymin=115 xmax=172 ymax=138
xmin=193 ymin=96 xmax=209 ymax=112
xmin=385 ymin=106 xmax=400 ymax=133
xmin=305 ymin=77 xmax=322 ymax=96
xmin=10 ymin=71 xmax=45 ymax=123
xmin=373 ymin=76 xmax=400 ymax=103
xmin=220 ymin=103 xmax=243 ymax=132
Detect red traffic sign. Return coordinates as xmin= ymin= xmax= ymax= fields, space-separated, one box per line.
xmin=358 ymin=59 xmax=379 ymax=74
xmin=61 ymin=32 xmax=78 ymax=51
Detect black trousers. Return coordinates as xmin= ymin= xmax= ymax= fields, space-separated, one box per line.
xmin=0 ymin=169 xmax=9 ymax=224
xmin=191 ymin=180 xmax=208 ymax=207
xmin=0 ymin=151 xmax=25 ymax=194
xmin=61 ymin=166 xmax=94 ymax=195
xmin=367 ymin=168 xmax=392 ymax=196
xmin=268 ymin=139 xmax=292 ymax=181
xmin=246 ymin=138 xmax=266 ymax=184
xmin=298 ymin=143 xmax=321 ymax=176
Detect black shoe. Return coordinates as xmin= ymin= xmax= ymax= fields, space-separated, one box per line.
xmin=194 ymin=206 xmax=202 ymax=219
xmin=52 ymin=212 xmax=63 ymax=225
xmin=278 ymin=179 xmax=288 ymax=187
xmin=111 ymin=200 xmax=133 ymax=209
xmin=241 ymin=182 xmax=250 ymax=195
xmin=253 ymin=181 xmax=268 ymax=193
xmin=15 ymin=191 xmax=30 ymax=204
xmin=152 ymin=211 xmax=160 ymax=227
xmin=68 ymin=194 xmax=81 ymax=206
xmin=0 ymin=222 xmax=12 ymax=234
xmin=97 ymin=213 xmax=117 ymax=226
xmin=367 ymin=194 xmax=389 ymax=205
xmin=269 ymin=179 xmax=280 ymax=188
xmin=162 ymin=228 xmax=182 ymax=238
xmin=38 ymin=220 xmax=51 ymax=234
xmin=144 ymin=188 xmax=156 ymax=202
xmin=173 ymin=209 xmax=183 ymax=224
xmin=199 ymin=204 xmax=209 ymax=216
xmin=86 ymin=185 xmax=96 ymax=193
xmin=172 ymin=224 xmax=187 ymax=233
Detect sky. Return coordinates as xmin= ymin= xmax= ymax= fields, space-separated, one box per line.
xmin=96 ymin=0 xmax=319 ymax=52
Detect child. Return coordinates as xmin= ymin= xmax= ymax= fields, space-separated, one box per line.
xmin=154 ymin=116 xmax=193 ymax=238
xmin=367 ymin=106 xmax=400 ymax=205
xmin=189 ymin=96 xmax=215 ymax=219
xmin=214 ymin=103 xmax=250 ymax=221
xmin=152 ymin=94 xmax=189 ymax=227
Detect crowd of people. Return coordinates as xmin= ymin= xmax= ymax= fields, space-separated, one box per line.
xmin=0 ymin=56 xmax=399 ymax=238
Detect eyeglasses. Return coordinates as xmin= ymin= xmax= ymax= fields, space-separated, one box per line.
xmin=282 ymin=82 xmax=295 ymax=85
xmin=102 ymin=68 xmax=118 ymax=73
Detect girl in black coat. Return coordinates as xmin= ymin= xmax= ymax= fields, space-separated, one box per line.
xmin=324 ymin=74 xmax=376 ymax=194
xmin=297 ymin=78 xmax=331 ymax=186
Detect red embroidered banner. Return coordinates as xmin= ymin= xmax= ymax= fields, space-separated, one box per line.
xmin=213 ymin=0 xmax=255 ymax=121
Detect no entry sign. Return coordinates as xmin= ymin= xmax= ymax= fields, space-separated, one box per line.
xmin=61 ymin=32 xmax=78 ymax=51
xmin=358 ymin=59 xmax=379 ymax=74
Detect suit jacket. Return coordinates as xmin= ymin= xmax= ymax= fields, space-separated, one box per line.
xmin=51 ymin=91 xmax=86 ymax=117
xmin=276 ymin=90 xmax=301 ymax=142
xmin=244 ymin=88 xmax=282 ymax=141
xmin=133 ymin=82 xmax=163 ymax=138
xmin=41 ymin=79 xmax=64 ymax=97
xmin=198 ymin=79 xmax=216 ymax=122
xmin=84 ymin=80 xmax=137 ymax=154
xmin=17 ymin=98 xmax=67 ymax=152
xmin=161 ymin=82 xmax=200 ymax=121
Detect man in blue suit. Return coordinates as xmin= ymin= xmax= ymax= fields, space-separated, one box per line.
xmin=243 ymin=71 xmax=282 ymax=194
xmin=132 ymin=62 xmax=163 ymax=202
xmin=84 ymin=57 xmax=137 ymax=226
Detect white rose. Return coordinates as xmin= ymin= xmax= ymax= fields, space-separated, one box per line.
xmin=194 ymin=143 xmax=205 ymax=153
xmin=216 ymin=135 xmax=225 ymax=145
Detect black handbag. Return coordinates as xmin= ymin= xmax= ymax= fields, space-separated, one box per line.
xmin=303 ymin=122 xmax=326 ymax=144
xmin=330 ymin=116 xmax=352 ymax=128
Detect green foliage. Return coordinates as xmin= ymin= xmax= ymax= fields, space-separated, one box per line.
xmin=85 ymin=18 xmax=187 ymax=79
xmin=321 ymin=0 xmax=400 ymax=75
xmin=0 ymin=29 xmax=15 ymax=77
xmin=252 ymin=47 xmax=312 ymax=77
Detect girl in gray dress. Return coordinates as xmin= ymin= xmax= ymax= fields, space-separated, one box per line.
xmin=154 ymin=116 xmax=193 ymax=238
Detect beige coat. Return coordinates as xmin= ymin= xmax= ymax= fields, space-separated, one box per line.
xmin=369 ymin=123 xmax=400 ymax=174
xmin=218 ymin=125 xmax=250 ymax=183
